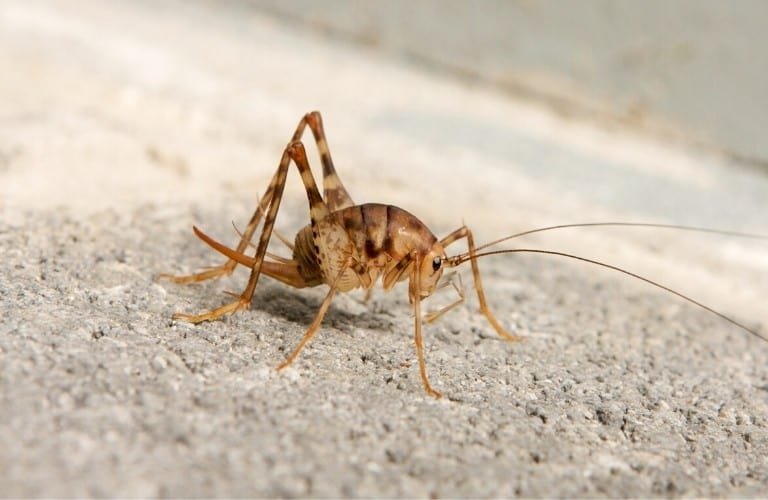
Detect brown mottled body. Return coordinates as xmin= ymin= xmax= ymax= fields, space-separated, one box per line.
xmin=290 ymin=204 xmax=441 ymax=294
xmin=162 ymin=111 xmax=517 ymax=398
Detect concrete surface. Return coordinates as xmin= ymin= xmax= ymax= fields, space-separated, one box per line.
xmin=256 ymin=0 xmax=768 ymax=166
xmin=1 ymin=1 xmax=768 ymax=497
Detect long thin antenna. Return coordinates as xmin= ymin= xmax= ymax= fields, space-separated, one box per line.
xmin=473 ymin=223 xmax=768 ymax=253
xmin=449 ymin=248 xmax=766 ymax=343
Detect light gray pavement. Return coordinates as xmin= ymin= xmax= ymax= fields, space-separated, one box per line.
xmin=1 ymin=1 xmax=768 ymax=497
xmin=255 ymin=0 xmax=768 ymax=165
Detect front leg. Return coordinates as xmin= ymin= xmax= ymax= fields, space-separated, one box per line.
xmin=440 ymin=226 xmax=522 ymax=342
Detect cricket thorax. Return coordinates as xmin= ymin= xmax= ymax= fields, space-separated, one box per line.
xmin=334 ymin=203 xmax=438 ymax=261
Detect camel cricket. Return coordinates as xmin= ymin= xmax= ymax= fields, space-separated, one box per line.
xmin=162 ymin=111 xmax=766 ymax=398
xmin=161 ymin=111 xmax=519 ymax=397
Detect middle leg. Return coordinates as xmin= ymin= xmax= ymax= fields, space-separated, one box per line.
xmin=276 ymin=256 xmax=353 ymax=371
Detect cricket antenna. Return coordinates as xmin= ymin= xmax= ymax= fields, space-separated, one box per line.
xmin=448 ymin=248 xmax=766 ymax=343
xmin=473 ymin=222 xmax=768 ymax=253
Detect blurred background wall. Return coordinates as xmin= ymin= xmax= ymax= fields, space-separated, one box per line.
xmin=252 ymin=0 xmax=768 ymax=167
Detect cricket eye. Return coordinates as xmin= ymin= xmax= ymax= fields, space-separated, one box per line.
xmin=432 ymin=256 xmax=442 ymax=272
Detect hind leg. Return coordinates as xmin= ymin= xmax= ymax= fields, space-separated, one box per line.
xmin=172 ymin=140 xmax=328 ymax=323
xmin=292 ymin=111 xmax=355 ymax=211
xmin=161 ymin=111 xmax=346 ymax=285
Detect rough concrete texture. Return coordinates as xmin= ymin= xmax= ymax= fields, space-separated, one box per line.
xmin=1 ymin=1 xmax=768 ymax=497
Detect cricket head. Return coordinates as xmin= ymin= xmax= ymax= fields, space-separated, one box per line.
xmin=415 ymin=242 xmax=448 ymax=298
